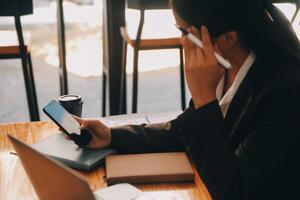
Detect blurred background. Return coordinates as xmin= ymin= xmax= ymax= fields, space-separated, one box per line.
xmin=0 ymin=0 xmax=299 ymax=123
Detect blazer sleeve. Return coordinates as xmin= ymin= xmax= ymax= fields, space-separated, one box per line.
xmin=110 ymin=102 xmax=195 ymax=154
xmin=171 ymin=87 xmax=300 ymax=200
xmin=110 ymin=121 xmax=187 ymax=153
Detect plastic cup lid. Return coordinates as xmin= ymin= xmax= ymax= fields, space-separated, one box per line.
xmin=58 ymin=94 xmax=82 ymax=104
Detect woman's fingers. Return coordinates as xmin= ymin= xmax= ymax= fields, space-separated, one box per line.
xmin=72 ymin=115 xmax=84 ymax=123
xmin=201 ymin=26 xmax=215 ymax=58
xmin=182 ymin=37 xmax=192 ymax=67
xmin=181 ymin=30 xmax=194 ymax=48
xmin=187 ymin=27 xmax=199 ymax=50
xmin=183 ymin=26 xmax=214 ymax=61
xmin=65 ymin=135 xmax=71 ymax=140
xmin=189 ymin=27 xmax=205 ymax=63
xmin=214 ymin=43 xmax=223 ymax=56
xmin=72 ymin=115 xmax=83 ymax=123
xmin=190 ymin=27 xmax=201 ymax=39
xmin=72 ymin=115 xmax=88 ymax=130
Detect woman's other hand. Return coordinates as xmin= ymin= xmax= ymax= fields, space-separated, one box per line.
xmin=64 ymin=116 xmax=112 ymax=149
xmin=182 ymin=26 xmax=225 ymax=109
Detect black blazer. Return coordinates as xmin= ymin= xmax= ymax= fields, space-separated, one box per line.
xmin=111 ymin=55 xmax=300 ymax=200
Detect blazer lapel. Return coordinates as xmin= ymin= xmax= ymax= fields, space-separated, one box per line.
xmin=224 ymin=57 xmax=269 ymax=149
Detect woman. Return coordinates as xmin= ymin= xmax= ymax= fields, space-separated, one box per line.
xmin=71 ymin=0 xmax=300 ymax=199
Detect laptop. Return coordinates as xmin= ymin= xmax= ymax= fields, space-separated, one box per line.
xmin=7 ymin=134 xmax=151 ymax=200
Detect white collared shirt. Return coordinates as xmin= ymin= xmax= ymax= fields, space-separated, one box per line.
xmin=216 ymin=52 xmax=256 ymax=117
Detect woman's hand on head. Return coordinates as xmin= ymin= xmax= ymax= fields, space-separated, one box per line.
xmin=182 ymin=26 xmax=225 ymax=109
xmin=62 ymin=116 xmax=112 ymax=149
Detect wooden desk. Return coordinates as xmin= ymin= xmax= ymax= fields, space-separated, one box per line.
xmin=0 ymin=121 xmax=211 ymax=200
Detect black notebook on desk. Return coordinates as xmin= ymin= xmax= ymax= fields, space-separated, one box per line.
xmin=32 ymin=133 xmax=116 ymax=171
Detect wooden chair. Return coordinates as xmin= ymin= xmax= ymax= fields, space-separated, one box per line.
xmin=0 ymin=0 xmax=39 ymax=121
xmin=272 ymin=0 xmax=300 ymax=22
xmin=120 ymin=0 xmax=186 ymax=113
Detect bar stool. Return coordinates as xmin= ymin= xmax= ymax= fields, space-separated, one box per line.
xmin=120 ymin=0 xmax=186 ymax=113
xmin=272 ymin=0 xmax=300 ymax=22
xmin=290 ymin=0 xmax=300 ymax=22
xmin=0 ymin=0 xmax=40 ymax=121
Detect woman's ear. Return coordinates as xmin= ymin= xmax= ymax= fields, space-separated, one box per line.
xmin=224 ymin=31 xmax=238 ymax=48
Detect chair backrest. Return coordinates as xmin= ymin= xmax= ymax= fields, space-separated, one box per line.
xmin=271 ymin=0 xmax=300 ymax=22
xmin=272 ymin=0 xmax=300 ymax=8
xmin=272 ymin=0 xmax=298 ymax=3
xmin=0 ymin=0 xmax=33 ymax=17
xmin=127 ymin=0 xmax=169 ymax=10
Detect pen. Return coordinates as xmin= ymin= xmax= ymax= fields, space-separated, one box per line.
xmin=176 ymin=25 xmax=232 ymax=69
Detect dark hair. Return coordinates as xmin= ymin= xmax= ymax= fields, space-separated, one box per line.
xmin=170 ymin=0 xmax=300 ymax=64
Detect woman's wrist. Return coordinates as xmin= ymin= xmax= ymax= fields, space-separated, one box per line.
xmin=193 ymin=94 xmax=217 ymax=109
xmin=107 ymin=128 xmax=112 ymax=146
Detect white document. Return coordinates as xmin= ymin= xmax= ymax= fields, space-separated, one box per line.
xmin=94 ymin=183 xmax=153 ymax=200
xmin=147 ymin=110 xmax=182 ymax=124
xmin=100 ymin=117 xmax=149 ymax=127
xmin=100 ymin=110 xmax=182 ymax=128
